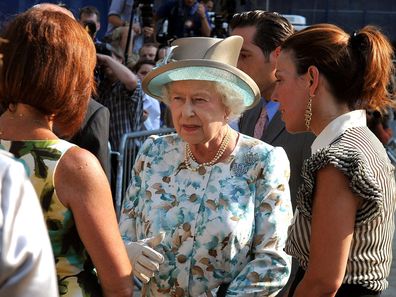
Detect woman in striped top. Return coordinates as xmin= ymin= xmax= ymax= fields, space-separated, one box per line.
xmin=271 ymin=24 xmax=396 ymax=297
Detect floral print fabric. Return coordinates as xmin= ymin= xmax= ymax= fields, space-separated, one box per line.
xmin=119 ymin=133 xmax=293 ymax=296
xmin=0 ymin=139 xmax=102 ymax=297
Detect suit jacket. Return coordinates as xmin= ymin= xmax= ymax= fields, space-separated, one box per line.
xmin=239 ymin=102 xmax=315 ymax=210
xmin=70 ymin=98 xmax=111 ymax=180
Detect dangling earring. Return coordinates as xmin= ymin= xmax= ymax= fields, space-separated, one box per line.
xmin=304 ymin=96 xmax=313 ymax=130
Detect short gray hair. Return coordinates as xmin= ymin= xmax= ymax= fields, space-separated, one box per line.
xmin=161 ymin=81 xmax=248 ymax=120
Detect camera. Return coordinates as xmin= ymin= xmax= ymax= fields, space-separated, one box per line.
xmin=82 ymin=20 xmax=114 ymax=82
xmin=83 ymin=20 xmax=97 ymax=37
xmin=95 ymin=42 xmax=113 ymax=57
xmin=212 ymin=14 xmax=229 ymax=38
xmin=138 ymin=0 xmax=154 ymax=27
xmin=82 ymin=20 xmax=112 ymax=56
xmin=156 ymin=19 xmax=174 ymax=45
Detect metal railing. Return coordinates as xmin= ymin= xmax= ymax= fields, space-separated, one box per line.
xmin=386 ymin=138 xmax=396 ymax=165
xmin=114 ymin=128 xmax=176 ymax=219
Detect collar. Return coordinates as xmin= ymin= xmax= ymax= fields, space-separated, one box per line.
xmin=262 ymin=98 xmax=279 ymax=122
xmin=311 ymin=109 xmax=366 ymax=155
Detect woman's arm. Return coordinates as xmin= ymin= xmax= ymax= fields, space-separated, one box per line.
xmin=226 ymin=147 xmax=293 ymax=296
xmin=293 ymin=165 xmax=361 ymax=297
xmin=55 ymin=147 xmax=133 ymax=297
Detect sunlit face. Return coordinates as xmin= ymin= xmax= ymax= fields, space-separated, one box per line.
xmin=136 ymin=63 xmax=154 ymax=81
xmin=168 ymin=80 xmax=228 ymax=145
xmin=231 ymin=26 xmax=276 ymax=98
xmin=271 ymin=50 xmax=310 ymax=133
xmin=139 ymin=46 xmax=157 ymax=61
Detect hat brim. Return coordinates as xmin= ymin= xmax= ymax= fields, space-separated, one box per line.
xmin=142 ymin=59 xmax=260 ymax=109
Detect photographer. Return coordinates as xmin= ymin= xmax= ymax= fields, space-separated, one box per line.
xmin=106 ymin=0 xmax=155 ymax=67
xmin=71 ymin=5 xmax=112 ymax=181
xmin=79 ymin=6 xmax=101 ymax=41
xmin=154 ymin=0 xmax=212 ymax=43
xmin=96 ymin=46 xmax=144 ymax=151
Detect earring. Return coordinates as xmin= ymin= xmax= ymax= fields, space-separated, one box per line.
xmin=304 ymin=96 xmax=313 ymax=130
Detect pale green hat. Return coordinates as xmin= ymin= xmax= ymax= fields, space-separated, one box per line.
xmin=142 ymin=36 xmax=260 ymax=109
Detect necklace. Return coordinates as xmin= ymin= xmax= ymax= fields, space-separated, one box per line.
xmin=184 ymin=128 xmax=231 ymax=173
xmin=0 ymin=105 xmax=55 ymax=140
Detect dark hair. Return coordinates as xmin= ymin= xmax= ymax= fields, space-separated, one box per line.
xmin=79 ymin=5 xmax=100 ymax=22
xmin=0 ymin=9 xmax=96 ymax=137
xmin=132 ymin=59 xmax=156 ymax=73
xmin=139 ymin=42 xmax=159 ymax=54
xmin=282 ymin=23 xmax=395 ymax=110
xmin=230 ymin=10 xmax=294 ymax=59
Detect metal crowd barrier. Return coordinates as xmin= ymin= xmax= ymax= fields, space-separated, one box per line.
xmin=115 ymin=128 xmax=176 ymax=219
xmin=386 ymin=138 xmax=396 ymax=165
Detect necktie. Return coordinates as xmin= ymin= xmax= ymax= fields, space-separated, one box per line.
xmin=253 ymin=106 xmax=268 ymax=139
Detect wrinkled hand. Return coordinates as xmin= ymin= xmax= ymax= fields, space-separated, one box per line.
xmin=125 ymin=232 xmax=165 ymax=284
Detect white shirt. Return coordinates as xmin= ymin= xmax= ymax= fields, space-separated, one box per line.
xmin=311 ymin=110 xmax=366 ymax=155
xmin=143 ymin=94 xmax=161 ymax=130
xmin=0 ymin=151 xmax=58 ymax=297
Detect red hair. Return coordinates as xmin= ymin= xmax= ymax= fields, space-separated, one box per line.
xmin=0 ymin=9 xmax=96 ymax=137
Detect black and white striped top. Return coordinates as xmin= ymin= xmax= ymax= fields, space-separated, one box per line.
xmin=285 ymin=112 xmax=396 ymax=292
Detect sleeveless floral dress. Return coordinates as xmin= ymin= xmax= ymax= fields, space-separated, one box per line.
xmin=0 ymin=139 xmax=102 ymax=297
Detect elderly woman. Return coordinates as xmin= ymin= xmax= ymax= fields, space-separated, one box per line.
xmin=119 ymin=36 xmax=293 ymax=296
xmin=0 ymin=7 xmax=133 ymax=297
xmin=271 ymin=24 xmax=396 ymax=296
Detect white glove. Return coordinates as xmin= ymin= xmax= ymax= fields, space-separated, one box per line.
xmin=125 ymin=232 xmax=165 ymax=284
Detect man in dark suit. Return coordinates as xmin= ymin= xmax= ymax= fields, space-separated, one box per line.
xmin=230 ymin=11 xmax=315 ymax=296
xmin=239 ymin=105 xmax=313 ymax=208
xmin=70 ymin=98 xmax=111 ymax=180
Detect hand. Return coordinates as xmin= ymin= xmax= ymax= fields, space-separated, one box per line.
xmin=132 ymin=22 xmax=142 ymax=35
xmin=197 ymin=3 xmax=206 ymax=20
xmin=96 ymin=53 xmax=109 ymax=66
xmin=125 ymin=232 xmax=165 ymax=284
xmin=142 ymin=26 xmax=154 ymax=37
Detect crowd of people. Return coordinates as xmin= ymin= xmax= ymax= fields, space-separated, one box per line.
xmin=0 ymin=1 xmax=395 ymax=297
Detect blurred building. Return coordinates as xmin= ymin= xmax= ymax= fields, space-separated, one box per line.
xmin=2 ymin=1 xmax=396 ymax=44
xmin=230 ymin=0 xmax=396 ymax=43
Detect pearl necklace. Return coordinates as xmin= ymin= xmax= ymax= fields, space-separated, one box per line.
xmin=184 ymin=128 xmax=231 ymax=173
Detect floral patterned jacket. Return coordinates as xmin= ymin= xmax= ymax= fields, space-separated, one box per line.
xmin=119 ymin=133 xmax=292 ymax=296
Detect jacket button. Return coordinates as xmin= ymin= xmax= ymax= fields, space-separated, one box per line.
xmin=175 ymin=287 xmax=185 ymax=297
xmin=177 ymin=254 xmax=187 ymax=263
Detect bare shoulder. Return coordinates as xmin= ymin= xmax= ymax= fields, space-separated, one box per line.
xmin=54 ymin=146 xmax=109 ymax=207
xmin=57 ymin=146 xmax=102 ymax=176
